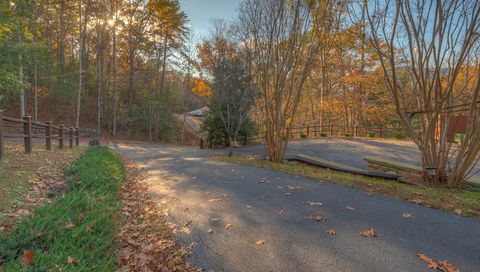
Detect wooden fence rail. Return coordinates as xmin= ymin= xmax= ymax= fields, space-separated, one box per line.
xmin=0 ymin=110 xmax=80 ymax=161
xmin=248 ymin=124 xmax=408 ymax=142
xmin=200 ymin=124 xmax=408 ymax=149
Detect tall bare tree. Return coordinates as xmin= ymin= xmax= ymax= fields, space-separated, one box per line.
xmin=364 ymin=0 xmax=480 ymax=187
xmin=238 ymin=0 xmax=343 ymax=161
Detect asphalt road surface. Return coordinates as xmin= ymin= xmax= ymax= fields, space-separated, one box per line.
xmin=113 ymin=142 xmax=480 ymax=272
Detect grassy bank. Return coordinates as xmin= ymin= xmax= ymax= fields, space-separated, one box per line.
xmin=0 ymin=146 xmax=124 ymax=271
xmin=0 ymin=144 xmax=84 ymax=222
xmin=215 ymin=156 xmax=480 ymax=218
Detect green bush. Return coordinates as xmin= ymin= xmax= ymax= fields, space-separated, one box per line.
xmin=344 ymin=133 xmax=351 ymax=137
xmin=367 ymin=133 xmax=375 ymax=138
xmin=201 ymin=109 xmax=257 ymax=148
xmin=320 ymin=133 xmax=327 ymax=137
xmin=393 ymin=133 xmax=405 ymax=140
xmin=0 ymin=146 xmax=124 ymax=271
xmin=300 ymin=133 xmax=307 ymax=139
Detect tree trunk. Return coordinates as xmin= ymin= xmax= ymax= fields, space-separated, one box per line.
xmin=96 ymin=31 xmax=103 ymax=134
xmin=18 ymin=34 xmax=25 ymax=118
xmin=33 ymin=4 xmax=38 ymax=121
xmin=75 ymin=0 xmax=82 ymax=128
xmin=127 ymin=45 xmax=135 ymax=109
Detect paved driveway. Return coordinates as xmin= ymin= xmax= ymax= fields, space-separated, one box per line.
xmin=233 ymin=138 xmax=420 ymax=169
xmin=113 ymin=143 xmax=480 ymax=272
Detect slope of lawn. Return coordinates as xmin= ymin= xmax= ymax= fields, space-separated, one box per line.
xmin=0 ymin=144 xmax=84 ymax=222
xmin=0 ymin=146 xmax=125 ymax=271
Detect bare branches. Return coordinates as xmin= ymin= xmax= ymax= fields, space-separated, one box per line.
xmin=364 ymin=0 xmax=480 ymax=186
xmin=238 ymin=0 xmax=344 ymax=161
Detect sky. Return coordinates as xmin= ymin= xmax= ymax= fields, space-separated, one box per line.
xmin=178 ymin=0 xmax=242 ymax=36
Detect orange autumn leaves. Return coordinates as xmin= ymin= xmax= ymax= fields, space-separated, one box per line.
xmin=417 ymin=253 xmax=459 ymax=272
xmin=191 ymin=78 xmax=212 ymax=98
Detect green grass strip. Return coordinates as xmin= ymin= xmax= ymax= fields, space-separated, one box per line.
xmin=0 ymin=146 xmax=125 ymax=271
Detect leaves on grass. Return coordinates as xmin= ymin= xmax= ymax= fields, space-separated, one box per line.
xmin=67 ymin=256 xmax=79 ymax=265
xmin=326 ymin=229 xmax=336 ymax=235
xmin=403 ymin=213 xmax=413 ymax=219
xmin=21 ymin=251 xmax=35 ymax=266
xmin=360 ymin=228 xmax=378 ymax=238
xmin=255 ymin=240 xmax=265 ymax=245
xmin=76 ymin=213 xmax=84 ymax=225
xmin=417 ymin=253 xmax=458 ymax=272
xmin=224 ymin=224 xmax=233 ymax=230
xmin=64 ymin=220 xmax=76 ymax=229
xmin=345 ymin=206 xmax=355 ymax=211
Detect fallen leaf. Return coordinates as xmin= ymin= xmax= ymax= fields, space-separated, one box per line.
xmin=277 ymin=209 xmax=285 ymax=215
xmin=208 ymin=198 xmax=223 ymax=203
xmin=255 ymin=240 xmax=265 ymax=245
xmin=67 ymin=256 xmax=79 ymax=265
xmin=210 ymin=217 xmax=219 ymax=222
xmin=409 ymin=199 xmax=425 ymax=205
xmin=307 ymin=201 xmax=323 ymax=206
xmin=207 ymin=228 xmax=213 ymax=234
xmin=417 ymin=253 xmax=458 ymax=272
xmin=345 ymin=206 xmax=355 ymax=211
xmin=403 ymin=213 xmax=413 ymax=219
xmin=437 ymin=260 xmax=458 ymax=272
xmin=245 ymin=205 xmax=253 ymax=209
xmin=360 ymin=228 xmax=378 ymax=238
xmin=76 ymin=213 xmax=84 ymax=225
xmin=311 ymin=215 xmax=327 ymax=222
xmin=326 ymin=229 xmax=336 ymax=235
xmin=224 ymin=224 xmax=233 ymax=230
xmin=452 ymin=209 xmax=462 ymax=216
xmin=285 ymin=192 xmax=292 ymax=196
xmin=184 ymin=221 xmax=192 ymax=227
xmin=260 ymin=194 xmax=269 ymax=199
xmin=64 ymin=220 xmax=76 ymax=229
xmin=21 ymin=251 xmax=35 ymax=266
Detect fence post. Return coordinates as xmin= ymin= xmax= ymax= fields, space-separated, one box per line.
xmin=243 ymin=135 xmax=248 ymax=145
xmin=59 ymin=125 xmax=64 ymax=149
xmin=46 ymin=121 xmax=52 ymax=151
xmin=354 ymin=125 xmax=358 ymax=138
xmin=380 ymin=127 xmax=384 ymax=138
xmin=0 ymin=110 xmax=4 ymax=161
xmin=23 ymin=116 xmax=32 ymax=154
xmin=329 ymin=124 xmax=333 ymax=137
xmin=75 ymin=127 xmax=80 ymax=146
xmin=199 ymin=138 xmax=204 ymax=149
xmin=306 ymin=125 xmax=310 ymax=137
xmin=69 ymin=127 xmax=73 ymax=148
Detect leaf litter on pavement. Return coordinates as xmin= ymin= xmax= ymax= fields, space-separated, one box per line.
xmin=116 ymin=160 xmax=197 ymax=271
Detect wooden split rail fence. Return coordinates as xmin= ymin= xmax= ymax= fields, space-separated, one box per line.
xmin=0 ymin=110 xmax=80 ymax=161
